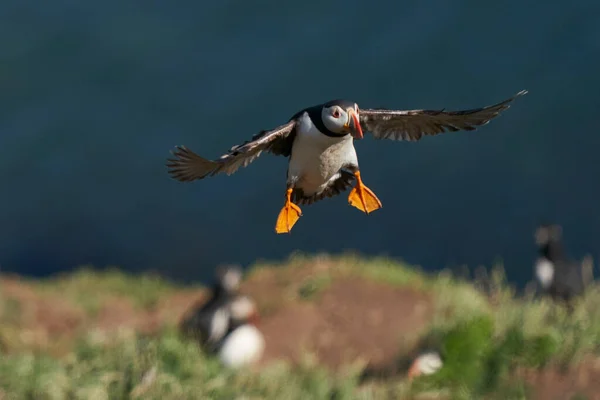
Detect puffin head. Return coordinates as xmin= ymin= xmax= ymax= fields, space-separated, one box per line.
xmin=535 ymin=224 xmax=562 ymax=247
xmin=321 ymin=99 xmax=363 ymax=139
xmin=407 ymin=351 xmax=443 ymax=380
xmin=216 ymin=264 xmax=243 ymax=294
xmin=229 ymin=295 xmax=260 ymax=326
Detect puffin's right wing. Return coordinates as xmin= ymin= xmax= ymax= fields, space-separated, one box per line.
xmin=167 ymin=120 xmax=297 ymax=182
xmin=358 ymin=90 xmax=527 ymax=142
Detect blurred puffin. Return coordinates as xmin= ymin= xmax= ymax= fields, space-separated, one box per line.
xmin=217 ymin=295 xmax=265 ymax=369
xmin=167 ymin=90 xmax=527 ymax=234
xmin=179 ymin=265 xmax=243 ymax=352
xmin=534 ymin=224 xmax=586 ymax=302
xmin=407 ymin=351 xmax=443 ymax=380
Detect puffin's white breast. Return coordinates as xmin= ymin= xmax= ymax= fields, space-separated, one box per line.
xmin=535 ymin=258 xmax=555 ymax=289
xmin=208 ymin=307 xmax=230 ymax=344
xmin=218 ymin=324 xmax=265 ymax=369
xmin=288 ymin=113 xmax=358 ymax=196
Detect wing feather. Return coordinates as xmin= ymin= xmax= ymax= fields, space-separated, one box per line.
xmin=166 ymin=120 xmax=297 ymax=182
xmin=359 ymin=90 xmax=527 ymax=141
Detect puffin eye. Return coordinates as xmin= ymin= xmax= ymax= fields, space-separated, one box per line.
xmin=332 ymin=109 xmax=340 ymax=118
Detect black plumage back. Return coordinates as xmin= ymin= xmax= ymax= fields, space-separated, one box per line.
xmin=179 ymin=265 xmax=242 ymax=350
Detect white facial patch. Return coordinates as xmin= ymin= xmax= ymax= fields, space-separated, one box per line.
xmin=222 ymin=269 xmax=242 ymax=292
xmin=321 ymin=106 xmax=345 ymax=134
xmin=229 ymin=296 xmax=256 ymax=321
xmin=416 ymin=352 xmax=443 ymax=375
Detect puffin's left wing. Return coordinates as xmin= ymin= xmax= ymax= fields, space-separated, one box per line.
xmin=167 ymin=120 xmax=297 ymax=182
xmin=359 ymin=90 xmax=527 ymax=142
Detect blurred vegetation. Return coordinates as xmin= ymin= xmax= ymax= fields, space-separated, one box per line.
xmin=37 ymin=267 xmax=184 ymax=312
xmin=1 ymin=253 xmax=600 ymax=399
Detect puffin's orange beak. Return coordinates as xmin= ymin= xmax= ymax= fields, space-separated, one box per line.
xmin=248 ymin=310 xmax=260 ymax=326
xmin=407 ymin=359 xmax=421 ymax=380
xmin=345 ymin=108 xmax=363 ymax=140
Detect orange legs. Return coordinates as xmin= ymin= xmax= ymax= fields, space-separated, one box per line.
xmin=348 ymin=171 xmax=382 ymax=214
xmin=275 ymin=188 xmax=302 ymax=234
xmin=275 ymin=171 xmax=381 ymax=234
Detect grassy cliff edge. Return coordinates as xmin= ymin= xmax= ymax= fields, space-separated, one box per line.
xmin=1 ymin=253 xmax=599 ymax=400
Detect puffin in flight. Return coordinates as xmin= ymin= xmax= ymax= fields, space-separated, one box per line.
xmin=167 ymin=90 xmax=527 ymax=234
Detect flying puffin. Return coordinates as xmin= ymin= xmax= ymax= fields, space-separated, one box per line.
xmin=179 ymin=264 xmax=243 ymax=352
xmin=167 ymin=90 xmax=527 ymax=234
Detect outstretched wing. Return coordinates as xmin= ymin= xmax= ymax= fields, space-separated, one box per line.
xmin=359 ymin=90 xmax=527 ymax=142
xmin=167 ymin=120 xmax=297 ymax=182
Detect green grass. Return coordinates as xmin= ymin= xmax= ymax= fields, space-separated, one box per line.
xmin=0 ymin=328 xmax=369 ymax=400
xmin=297 ymin=274 xmax=333 ymax=301
xmin=36 ymin=267 xmax=186 ymax=312
xmin=2 ymin=253 xmax=600 ymax=399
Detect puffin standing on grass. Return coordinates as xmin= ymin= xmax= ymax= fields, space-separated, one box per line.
xmin=167 ymin=90 xmax=527 ymax=234
xmin=533 ymin=224 xmax=589 ymax=302
xmin=179 ymin=265 xmax=244 ymax=352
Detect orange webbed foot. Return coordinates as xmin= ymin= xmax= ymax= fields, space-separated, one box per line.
xmin=348 ymin=171 xmax=383 ymax=214
xmin=275 ymin=188 xmax=302 ymax=234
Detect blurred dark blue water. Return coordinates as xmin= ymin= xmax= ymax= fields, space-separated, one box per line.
xmin=1 ymin=1 xmax=599 ymax=285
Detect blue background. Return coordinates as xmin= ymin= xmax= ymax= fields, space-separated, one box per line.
xmin=1 ymin=1 xmax=599 ymax=284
